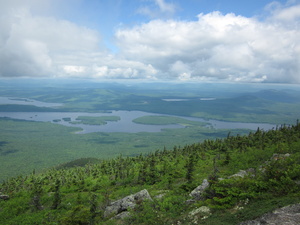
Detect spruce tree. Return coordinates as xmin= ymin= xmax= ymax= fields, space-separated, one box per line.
xmin=89 ymin=193 xmax=98 ymax=225
xmin=30 ymin=179 xmax=43 ymax=211
xmin=186 ymin=154 xmax=195 ymax=184
xmin=51 ymin=179 xmax=61 ymax=210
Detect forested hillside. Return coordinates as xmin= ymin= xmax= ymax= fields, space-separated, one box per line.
xmin=1 ymin=122 xmax=300 ymax=224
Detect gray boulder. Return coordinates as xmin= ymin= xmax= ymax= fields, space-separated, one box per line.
xmin=229 ymin=168 xmax=256 ymax=179
xmin=104 ymin=189 xmax=152 ymax=218
xmin=239 ymin=204 xmax=300 ymax=225
xmin=111 ymin=211 xmax=131 ymax=220
xmin=189 ymin=179 xmax=209 ymax=200
xmin=0 ymin=195 xmax=9 ymax=200
xmin=229 ymin=170 xmax=248 ymax=178
xmin=270 ymin=153 xmax=291 ymax=161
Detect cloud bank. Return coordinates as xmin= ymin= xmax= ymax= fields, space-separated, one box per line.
xmin=0 ymin=0 xmax=300 ymax=83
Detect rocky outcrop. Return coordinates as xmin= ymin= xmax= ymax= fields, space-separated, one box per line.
xmin=0 ymin=195 xmax=9 ymax=200
xmin=270 ymin=153 xmax=291 ymax=161
xmin=229 ymin=170 xmax=248 ymax=178
xmin=104 ymin=189 xmax=152 ymax=219
xmin=229 ymin=168 xmax=255 ymax=179
xmin=189 ymin=179 xmax=209 ymax=200
xmin=112 ymin=211 xmax=131 ymax=220
xmin=239 ymin=204 xmax=300 ymax=225
xmin=188 ymin=153 xmax=291 ymax=201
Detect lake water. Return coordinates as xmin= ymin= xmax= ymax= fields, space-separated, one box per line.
xmin=162 ymin=98 xmax=216 ymax=101
xmin=0 ymin=97 xmax=63 ymax=108
xmin=0 ymin=97 xmax=276 ymax=134
xmin=0 ymin=111 xmax=184 ymax=133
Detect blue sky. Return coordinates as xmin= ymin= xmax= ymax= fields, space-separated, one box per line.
xmin=0 ymin=0 xmax=299 ymax=83
xmin=49 ymin=0 xmax=287 ymax=51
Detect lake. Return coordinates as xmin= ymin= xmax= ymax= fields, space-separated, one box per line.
xmin=0 ymin=97 xmax=276 ymax=134
xmin=0 ymin=96 xmax=63 ymax=108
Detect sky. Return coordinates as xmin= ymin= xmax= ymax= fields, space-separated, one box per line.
xmin=0 ymin=0 xmax=300 ymax=83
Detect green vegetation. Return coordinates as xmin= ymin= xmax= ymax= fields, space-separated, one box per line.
xmin=1 ymin=122 xmax=300 ymax=224
xmin=71 ymin=116 xmax=120 ymax=125
xmin=1 ymin=81 xmax=300 ymax=181
xmin=0 ymin=117 xmax=246 ymax=181
xmin=1 ymin=81 xmax=300 ymax=224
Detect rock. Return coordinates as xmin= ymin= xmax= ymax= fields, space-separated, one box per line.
xmin=246 ymin=168 xmax=256 ymax=174
xmin=270 ymin=153 xmax=291 ymax=161
xmin=229 ymin=168 xmax=256 ymax=179
xmin=185 ymin=199 xmax=196 ymax=205
xmin=229 ymin=170 xmax=248 ymax=178
xmin=104 ymin=189 xmax=152 ymax=218
xmin=295 ymin=180 xmax=300 ymax=185
xmin=0 ymin=195 xmax=9 ymax=200
xmin=239 ymin=204 xmax=300 ymax=225
xmin=111 ymin=211 xmax=131 ymax=220
xmin=189 ymin=179 xmax=209 ymax=200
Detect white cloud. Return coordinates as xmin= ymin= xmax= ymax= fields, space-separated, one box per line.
xmin=63 ymin=65 xmax=86 ymax=74
xmin=116 ymin=5 xmax=300 ymax=83
xmin=90 ymin=60 xmax=158 ymax=79
xmin=275 ymin=4 xmax=300 ymax=20
xmin=137 ymin=0 xmax=177 ymax=18
xmin=155 ymin=0 xmax=176 ymax=14
xmin=0 ymin=0 xmax=300 ymax=83
xmin=0 ymin=6 xmax=100 ymax=77
xmin=170 ymin=60 xmax=191 ymax=80
xmin=0 ymin=3 xmax=157 ymax=79
xmin=265 ymin=0 xmax=300 ymax=22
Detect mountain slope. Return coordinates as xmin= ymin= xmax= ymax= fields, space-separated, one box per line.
xmin=0 ymin=122 xmax=300 ymax=224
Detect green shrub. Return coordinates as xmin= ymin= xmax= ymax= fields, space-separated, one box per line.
xmin=206 ymin=177 xmax=268 ymax=209
xmin=262 ymin=155 xmax=300 ymax=195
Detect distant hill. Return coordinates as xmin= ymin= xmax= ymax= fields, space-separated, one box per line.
xmin=251 ymin=89 xmax=300 ymax=103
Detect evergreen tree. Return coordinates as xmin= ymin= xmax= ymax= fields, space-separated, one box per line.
xmin=51 ymin=179 xmax=61 ymax=210
xmin=30 ymin=179 xmax=43 ymax=211
xmin=147 ymin=156 xmax=158 ymax=184
xmin=138 ymin=162 xmax=147 ymax=184
xmin=186 ymin=154 xmax=195 ymax=184
xmin=89 ymin=193 xmax=98 ymax=225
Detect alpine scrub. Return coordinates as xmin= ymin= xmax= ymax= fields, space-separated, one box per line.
xmin=1 ymin=122 xmax=300 ymax=224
